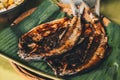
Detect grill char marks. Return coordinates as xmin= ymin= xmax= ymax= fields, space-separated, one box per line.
xmin=36 ymin=27 xmax=67 ymax=53
xmin=46 ymin=37 xmax=91 ymax=76
xmin=18 ymin=18 xmax=69 ymax=59
xmin=45 ymin=23 xmax=101 ymax=76
xmin=18 ymin=16 xmax=83 ymax=60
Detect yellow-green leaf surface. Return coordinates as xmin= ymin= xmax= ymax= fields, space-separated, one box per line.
xmin=0 ymin=0 xmax=120 ymax=80
xmin=0 ymin=56 xmax=24 ymax=80
xmin=101 ymin=0 xmax=120 ymax=25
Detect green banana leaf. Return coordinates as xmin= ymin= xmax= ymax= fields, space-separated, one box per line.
xmin=0 ymin=0 xmax=120 ymax=80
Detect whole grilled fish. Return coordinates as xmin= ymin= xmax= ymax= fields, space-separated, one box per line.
xmin=46 ymin=7 xmax=108 ymax=76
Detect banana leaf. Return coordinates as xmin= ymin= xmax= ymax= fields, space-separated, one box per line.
xmin=0 ymin=0 xmax=120 ymax=80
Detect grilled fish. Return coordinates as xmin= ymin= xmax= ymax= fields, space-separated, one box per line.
xmin=46 ymin=10 xmax=108 ymax=76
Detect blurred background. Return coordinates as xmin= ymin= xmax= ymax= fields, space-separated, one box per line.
xmin=101 ymin=0 xmax=120 ymax=25
xmin=0 ymin=0 xmax=120 ymax=80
